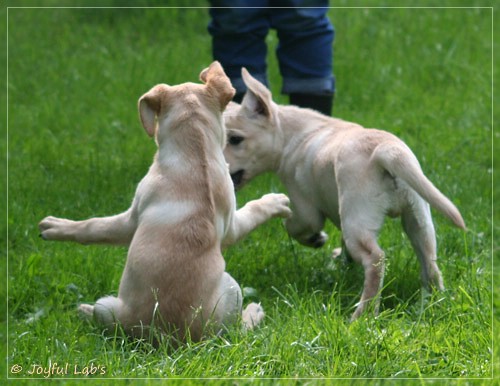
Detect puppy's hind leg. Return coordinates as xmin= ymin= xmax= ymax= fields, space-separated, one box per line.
xmin=341 ymin=201 xmax=386 ymax=320
xmin=212 ymin=273 xmax=265 ymax=330
xmin=79 ymin=296 xmax=128 ymax=329
xmin=401 ymin=196 xmax=444 ymax=291
xmin=212 ymin=273 xmax=243 ymax=329
xmin=344 ymin=233 xmax=386 ymax=321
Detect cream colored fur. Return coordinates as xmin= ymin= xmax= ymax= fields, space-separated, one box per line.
xmin=223 ymin=68 xmax=465 ymax=321
xmin=39 ymin=62 xmax=291 ymax=341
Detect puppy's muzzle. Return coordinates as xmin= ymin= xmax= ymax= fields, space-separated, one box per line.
xmin=230 ymin=170 xmax=245 ymax=189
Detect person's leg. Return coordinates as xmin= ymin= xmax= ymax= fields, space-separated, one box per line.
xmin=208 ymin=1 xmax=270 ymax=102
xmin=271 ymin=2 xmax=335 ymax=114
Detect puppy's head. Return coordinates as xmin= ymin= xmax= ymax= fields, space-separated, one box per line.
xmin=138 ymin=61 xmax=235 ymax=144
xmin=223 ymin=68 xmax=282 ymax=189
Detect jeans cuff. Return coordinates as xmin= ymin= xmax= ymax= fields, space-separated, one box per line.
xmin=282 ymin=76 xmax=335 ymax=95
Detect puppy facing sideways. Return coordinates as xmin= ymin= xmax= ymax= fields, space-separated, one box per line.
xmin=38 ymin=62 xmax=291 ymax=342
xmin=223 ymin=68 xmax=466 ymax=321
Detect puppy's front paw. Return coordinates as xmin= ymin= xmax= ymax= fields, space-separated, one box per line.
xmin=305 ymin=231 xmax=328 ymax=248
xmin=242 ymin=302 xmax=265 ymax=330
xmin=261 ymin=193 xmax=292 ymax=219
xmin=38 ymin=216 xmax=75 ymax=241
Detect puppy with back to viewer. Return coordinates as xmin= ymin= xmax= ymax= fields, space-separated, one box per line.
xmin=39 ymin=62 xmax=291 ymax=342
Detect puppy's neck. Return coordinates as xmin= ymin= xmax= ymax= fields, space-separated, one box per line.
xmin=271 ymin=106 xmax=337 ymax=175
xmin=278 ymin=105 xmax=331 ymax=136
xmin=156 ymin=109 xmax=225 ymax=166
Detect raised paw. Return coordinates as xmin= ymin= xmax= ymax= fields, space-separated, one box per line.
xmin=242 ymin=302 xmax=265 ymax=330
xmin=38 ymin=216 xmax=75 ymax=241
xmin=261 ymin=193 xmax=292 ymax=219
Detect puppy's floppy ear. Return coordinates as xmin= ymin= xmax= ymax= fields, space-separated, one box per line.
xmin=138 ymin=84 xmax=169 ymax=137
xmin=241 ymin=68 xmax=273 ymax=119
xmin=200 ymin=61 xmax=236 ymax=110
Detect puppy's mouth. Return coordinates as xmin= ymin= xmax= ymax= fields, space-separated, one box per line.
xmin=230 ymin=170 xmax=245 ymax=190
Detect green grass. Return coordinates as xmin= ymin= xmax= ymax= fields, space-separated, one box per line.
xmin=4 ymin=1 xmax=495 ymax=384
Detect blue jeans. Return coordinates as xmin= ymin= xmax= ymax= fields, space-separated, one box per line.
xmin=208 ymin=0 xmax=335 ymax=96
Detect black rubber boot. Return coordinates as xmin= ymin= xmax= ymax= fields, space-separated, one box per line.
xmin=289 ymin=93 xmax=334 ymax=116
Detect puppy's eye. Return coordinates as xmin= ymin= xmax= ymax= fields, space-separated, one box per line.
xmin=228 ymin=135 xmax=244 ymax=146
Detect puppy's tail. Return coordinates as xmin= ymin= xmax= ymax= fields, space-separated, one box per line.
xmin=372 ymin=142 xmax=466 ymax=230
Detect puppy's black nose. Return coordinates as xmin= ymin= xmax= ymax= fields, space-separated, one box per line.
xmin=230 ymin=170 xmax=244 ymax=189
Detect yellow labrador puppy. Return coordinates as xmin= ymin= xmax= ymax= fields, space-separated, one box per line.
xmin=39 ymin=62 xmax=291 ymax=341
xmin=223 ymin=68 xmax=465 ymax=321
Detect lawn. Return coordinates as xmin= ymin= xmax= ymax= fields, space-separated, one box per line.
xmin=4 ymin=1 xmax=495 ymax=384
